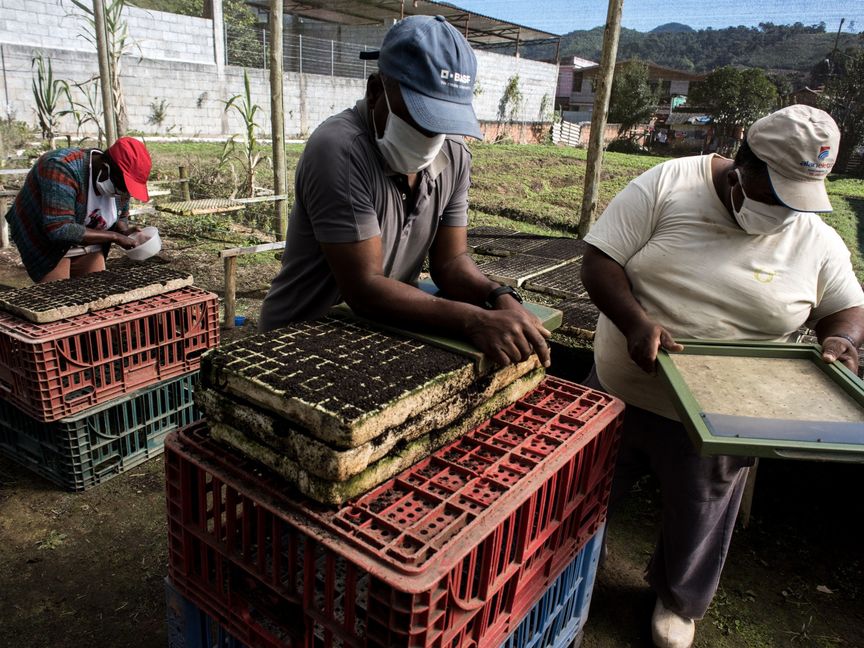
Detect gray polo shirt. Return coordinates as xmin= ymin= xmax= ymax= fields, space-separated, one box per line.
xmin=259 ymin=99 xmax=471 ymax=331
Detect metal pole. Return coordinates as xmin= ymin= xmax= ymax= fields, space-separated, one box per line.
xmin=269 ymin=0 xmax=288 ymax=240
xmin=577 ymin=0 xmax=624 ymax=238
xmin=299 ymin=34 xmax=302 ymax=75
xmin=262 ymin=29 xmax=267 ymax=70
xmin=93 ymin=0 xmax=117 ymax=146
xmin=363 ymin=44 xmax=367 ymax=78
xmin=331 ymin=39 xmax=334 ymax=77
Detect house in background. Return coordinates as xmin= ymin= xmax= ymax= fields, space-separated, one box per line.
xmin=557 ymin=59 xmax=706 ymax=119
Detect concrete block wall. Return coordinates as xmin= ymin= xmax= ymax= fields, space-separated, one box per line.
xmin=0 ymin=0 xmax=213 ymax=64
xmin=0 ymin=4 xmax=559 ymax=139
xmin=474 ymin=51 xmax=559 ymax=124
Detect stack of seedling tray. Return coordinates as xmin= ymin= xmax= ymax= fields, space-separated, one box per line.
xmin=0 ymin=266 xmax=220 ymax=489
xmin=195 ymin=314 xmax=546 ymax=505
xmin=165 ymin=376 xmax=623 ymax=647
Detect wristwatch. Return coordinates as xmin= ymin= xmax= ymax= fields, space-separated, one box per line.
xmin=484 ymin=285 xmax=523 ymax=309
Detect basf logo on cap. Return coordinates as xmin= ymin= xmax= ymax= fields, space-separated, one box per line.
xmin=818 ymin=145 xmax=831 ymax=160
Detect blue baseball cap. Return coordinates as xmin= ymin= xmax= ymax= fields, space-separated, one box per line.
xmin=360 ymin=15 xmax=482 ymax=139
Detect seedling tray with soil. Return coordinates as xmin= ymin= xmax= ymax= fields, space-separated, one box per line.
xmin=201 ymin=315 xmax=478 ymax=448
xmin=209 ymin=368 xmax=545 ymax=505
xmin=0 ymin=265 xmax=193 ymax=323
xmin=475 ymin=233 xmax=547 ymax=256
xmin=556 ymin=298 xmax=601 ymax=339
xmin=520 ymin=237 xmax=587 ymax=262
xmin=524 ymin=262 xmax=588 ymax=299
xmin=477 ymin=254 xmax=571 ymax=288
xmin=194 ymin=356 xmax=541 ymax=481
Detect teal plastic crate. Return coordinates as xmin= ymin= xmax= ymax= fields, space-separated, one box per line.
xmin=0 ymin=372 xmax=198 ymax=490
xmin=501 ymin=522 xmax=605 ymax=648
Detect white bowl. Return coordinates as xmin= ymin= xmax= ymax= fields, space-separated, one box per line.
xmin=124 ymin=226 xmax=162 ymax=261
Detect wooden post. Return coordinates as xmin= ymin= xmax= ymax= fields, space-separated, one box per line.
xmin=223 ymin=256 xmax=237 ymax=329
xmin=178 ymin=165 xmax=191 ymax=201
xmin=269 ymin=0 xmax=288 ymax=240
xmin=577 ymin=0 xmax=624 ymax=238
xmin=92 ymin=0 xmax=117 ymax=146
xmin=0 ymin=196 xmax=8 ymax=248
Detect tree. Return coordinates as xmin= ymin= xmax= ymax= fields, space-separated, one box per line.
xmin=820 ymin=47 xmax=864 ymax=172
xmin=607 ymin=60 xmax=658 ymax=137
xmin=689 ymin=66 xmax=778 ymax=153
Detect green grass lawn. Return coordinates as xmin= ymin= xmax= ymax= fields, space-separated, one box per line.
xmin=143 ymin=140 xmax=864 ymax=282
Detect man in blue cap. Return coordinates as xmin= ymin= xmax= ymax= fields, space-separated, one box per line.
xmin=260 ymin=15 xmax=551 ymax=368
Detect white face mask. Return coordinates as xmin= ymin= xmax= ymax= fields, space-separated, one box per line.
xmin=374 ymin=85 xmax=446 ymax=175
xmin=95 ymin=167 xmax=120 ymax=198
xmin=731 ymin=169 xmax=797 ymax=235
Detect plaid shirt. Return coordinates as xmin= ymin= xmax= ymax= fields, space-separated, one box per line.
xmin=4 ymin=148 xmax=129 ymax=282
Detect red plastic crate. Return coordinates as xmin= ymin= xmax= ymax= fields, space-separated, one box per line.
xmin=0 ymin=287 xmax=219 ymax=422
xmin=165 ymin=377 xmax=624 ymax=648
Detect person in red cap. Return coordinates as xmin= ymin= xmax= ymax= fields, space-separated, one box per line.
xmin=4 ymin=136 xmax=153 ymax=283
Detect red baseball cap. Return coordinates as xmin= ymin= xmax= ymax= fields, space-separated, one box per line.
xmin=107 ymin=137 xmax=152 ymax=201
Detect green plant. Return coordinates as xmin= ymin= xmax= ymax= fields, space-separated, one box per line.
xmin=60 ymin=76 xmax=106 ymax=147
xmin=147 ymin=98 xmax=169 ymax=130
xmin=70 ymin=0 xmax=138 ymax=135
xmin=497 ymin=74 xmax=524 ymax=124
xmin=31 ymin=53 xmax=68 ymax=148
xmin=223 ymin=69 xmax=267 ymax=198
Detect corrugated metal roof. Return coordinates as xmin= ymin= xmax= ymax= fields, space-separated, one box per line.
xmin=246 ymin=0 xmax=559 ymax=48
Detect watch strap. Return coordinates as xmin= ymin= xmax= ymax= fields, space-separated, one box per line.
xmin=484 ymin=285 xmax=523 ymax=309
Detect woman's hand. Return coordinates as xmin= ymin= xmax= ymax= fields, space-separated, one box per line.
xmin=821 ymin=335 xmax=860 ymax=374
xmin=624 ymin=318 xmax=684 ymax=373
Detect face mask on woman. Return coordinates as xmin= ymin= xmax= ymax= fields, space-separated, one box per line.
xmin=95 ymin=166 xmax=121 ymax=198
xmin=374 ymin=84 xmax=446 ymax=175
xmin=731 ymin=169 xmax=797 ymax=235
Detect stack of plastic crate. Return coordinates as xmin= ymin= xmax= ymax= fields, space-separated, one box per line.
xmin=0 ymin=267 xmax=220 ymax=490
xmin=164 ymin=376 xmax=623 ymax=647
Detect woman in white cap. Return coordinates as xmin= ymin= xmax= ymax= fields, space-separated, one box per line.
xmin=580 ymin=104 xmax=864 ymax=648
xmin=5 ymin=136 xmax=152 ymax=283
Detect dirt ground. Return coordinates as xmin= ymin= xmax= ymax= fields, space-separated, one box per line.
xmin=0 ymin=221 xmax=862 ymax=648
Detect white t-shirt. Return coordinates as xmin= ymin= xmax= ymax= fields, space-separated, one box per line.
xmin=584 ymin=154 xmax=864 ymax=420
xmin=85 ymin=151 xmax=118 ymax=231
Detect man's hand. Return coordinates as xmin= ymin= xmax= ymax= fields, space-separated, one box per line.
xmin=113 ymin=232 xmax=139 ymax=250
xmin=625 ymin=318 xmax=684 ymax=373
xmin=115 ymin=221 xmax=142 ymax=236
xmin=465 ymin=307 xmax=551 ymax=367
xmin=821 ymin=335 xmax=860 ymax=373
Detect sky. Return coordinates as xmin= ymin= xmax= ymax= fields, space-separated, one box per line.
xmin=450 ymin=0 xmax=863 ymax=35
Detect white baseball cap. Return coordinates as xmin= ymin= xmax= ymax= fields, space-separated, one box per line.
xmin=746 ymin=104 xmax=840 ymax=213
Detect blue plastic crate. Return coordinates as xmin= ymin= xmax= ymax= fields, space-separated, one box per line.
xmin=501 ymin=522 xmax=605 ymax=648
xmin=165 ymin=578 xmax=246 ymax=648
xmin=0 ymin=372 xmax=199 ymax=490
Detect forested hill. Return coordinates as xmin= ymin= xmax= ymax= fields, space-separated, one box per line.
xmin=559 ymin=23 xmax=862 ymax=72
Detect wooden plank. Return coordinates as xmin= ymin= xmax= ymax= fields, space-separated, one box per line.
xmin=738 ymin=459 xmax=758 ymax=528
xmin=223 ymin=256 xmax=237 ymax=329
xmin=158 ymin=199 xmax=244 ymax=216
xmin=0 ymin=169 xmax=31 ymax=176
xmin=232 ymin=194 xmax=291 ymax=205
xmin=219 ymin=240 xmax=286 ymax=258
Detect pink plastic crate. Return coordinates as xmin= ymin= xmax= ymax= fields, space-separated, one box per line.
xmin=165 ymin=377 xmax=624 ymax=647
xmin=0 ymin=287 xmax=219 ymax=421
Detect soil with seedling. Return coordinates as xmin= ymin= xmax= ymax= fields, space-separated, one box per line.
xmin=0 ymin=144 xmax=862 ymax=647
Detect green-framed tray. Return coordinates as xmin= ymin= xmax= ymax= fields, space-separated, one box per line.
xmin=657 ymin=340 xmax=864 ymax=462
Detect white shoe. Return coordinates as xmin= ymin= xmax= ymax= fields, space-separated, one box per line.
xmin=651 ymin=598 xmax=695 ymax=648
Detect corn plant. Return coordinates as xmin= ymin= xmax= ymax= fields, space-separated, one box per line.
xmin=31 ymin=53 xmax=69 ymax=148
xmin=223 ymin=69 xmax=267 ymax=198
xmin=69 ymin=0 xmax=138 ymax=135
xmin=59 ymin=76 xmax=105 ymax=147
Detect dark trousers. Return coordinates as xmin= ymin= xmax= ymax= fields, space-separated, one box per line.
xmin=586 ymin=368 xmax=752 ymax=619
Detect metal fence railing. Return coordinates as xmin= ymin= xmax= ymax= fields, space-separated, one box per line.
xmin=225 ymin=24 xmax=378 ymax=79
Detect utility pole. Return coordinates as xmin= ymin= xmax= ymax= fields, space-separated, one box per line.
xmin=577 ymin=0 xmax=624 ymax=238
xmin=93 ymin=0 xmax=117 ymax=146
xmin=269 ymin=0 xmax=288 ymax=239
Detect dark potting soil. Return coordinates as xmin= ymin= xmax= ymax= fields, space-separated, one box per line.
xmin=524 ymin=237 xmax=587 ymax=261
xmin=475 ymin=233 xmax=547 ymax=256
xmin=204 ymin=315 xmax=470 ymax=417
xmin=524 ymin=262 xmax=588 ymax=299
xmin=0 ymin=265 xmax=192 ymax=314
xmin=556 ymin=298 xmax=601 ymax=333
